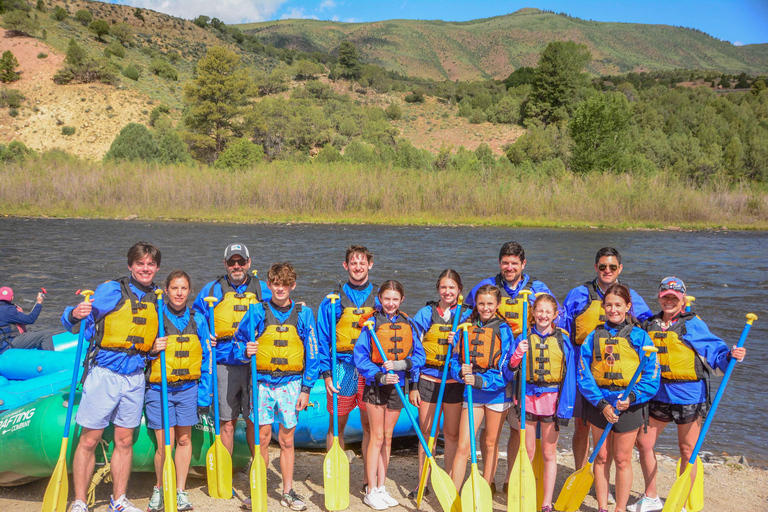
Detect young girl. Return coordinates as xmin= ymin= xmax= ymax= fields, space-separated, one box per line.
xmin=354 ymin=280 xmax=425 ymax=510
xmin=449 ymin=284 xmax=515 ymax=491
xmin=146 ymin=271 xmax=212 ymax=512
xmin=409 ymin=269 xmax=471 ymax=499
xmin=578 ymin=283 xmax=660 ymax=512
xmin=508 ymin=293 xmax=576 ymax=512
xmin=629 ymin=277 xmax=746 ymax=512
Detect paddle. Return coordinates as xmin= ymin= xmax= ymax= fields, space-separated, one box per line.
xmin=678 ymin=295 xmax=703 ymax=512
xmin=323 ymin=293 xmax=350 ymax=511
xmin=155 ymin=290 xmax=178 ymax=512
xmin=41 ymin=289 xmax=93 ymax=512
xmin=507 ymin=289 xmax=536 ymax=512
xmin=457 ymin=321 xmax=493 ymax=512
xmin=662 ymin=313 xmax=757 ymax=512
xmin=416 ymin=295 xmax=464 ymax=509
xmin=532 ymin=422 xmax=544 ymax=511
xmin=245 ymin=293 xmax=268 ymax=512
xmin=554 ymin=343 xmax=659 ymax=512
xmin=363 ymin=320 xmax=460 ymax=512
xmin=203 ymin=296 xmax=233 ymax=499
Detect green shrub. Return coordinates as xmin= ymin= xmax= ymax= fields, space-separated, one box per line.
xmin=316 ymin=144 xmax=342 ymax=163
xmin=1 ymin=140 xmax=33 ymax=163
xmin=157 ymin=130 xmax=191 ymax=165
xmin=61 ymin=126 xmax=75 ymax=135
xmin=104 ymin=40 xmax=124 ymax=58
xmin=385 ymin=102 xmax=402 ymax=120
xmin=37 ymin=52 xmax=47 ymax=59
xmin=0 ymin=88 xmax=24 ymax=108
xmin=404 ymin=91 xmax=424 ymax=103
xmin=469 ymin=108 xmax=487 ymax=124
xmin=214 ymin=138 xmax=264 ymax=170
xmin=148 ymin=104 xmax=170 ymax=127
xmin=0 ymin=51 xmax=20 ymax=83
xmin=36 ymin=0 xmax=46 ymax=13
xmin=121 ymin=64 xmax=139 ymax=81
xmin=149 ymin=59 xmax=177 ymax=81
xmin=343 ymin=140 xmax=377 ymax=165
xmin=51 ymin=5 xmax=66 ymax=21
xmin=74 ymin=9 xmax=92 ymax=26
xmin=104 ymin=123 xmax=160 ymax=162
xmin=89 ymin=19 xmax=109 ymax=42
xmin=8 ymin=107 xmax=18 ymax=117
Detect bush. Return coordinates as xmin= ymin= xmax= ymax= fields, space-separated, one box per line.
xmin=469 ymin=108 xmax=487 ymax=124
xmin=37 ymin=52 xmax=47 ymax=59
xmin=8 ymin=107 xmax=18 ymax=117
xmin=385 ymin=102 xmax=402 ymax=120
xmin=149 ymin=59 xmax=177 ymax=81
xmin=61 ymin=126 xmax=75 ymax=135
xmin=36 ymin=0 xmax=45 ymax=13
xmin=104 ymin=40 xmax=125 ymax=58
xmin=214 ymin=138 xmax=264 ymax=170
xmin=2 ymin=9 xmax=38 ymax=36
xmin=0 ymin=50 xmax=20 ymax=83
xmin=51 ymin=5 xmax=66 ymax=21
xmin=74 ymin=9 xmax=92 ymax=26
xmin=53 ymin=39 xmax=116 ymax=85
xmin=104 ymin=123 xmax=160 ymax=162
xmin=121 ymin=63 xmax=139 ymax=81
xmin=1 ymin=140 xmax=34 ymax=163
xmin=111 ymin=23 xmax=133 ymax=47
xmin=89 ymin=19 xmax=109 ymax=42
xmin=343 ymin=140 xmax=377 ymax=165
xmin=157 ymin=130 xmax=191 ymax=165
xmin=316 ymin=144 xmax=342 ymax=163
xmin=404 ymin=91 xmax=424 ymax=103
xmin=148 ymin=104 xmax=170 ymax=127
xmin=0 ymin=88 xmax=24 ymax=108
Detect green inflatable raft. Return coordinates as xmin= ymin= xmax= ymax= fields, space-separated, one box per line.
xmin=0 ymin=390 xmax=251 ymax=487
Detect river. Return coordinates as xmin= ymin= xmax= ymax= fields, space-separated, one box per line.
xmin=1 ymin=218 xmax=766 ymax=464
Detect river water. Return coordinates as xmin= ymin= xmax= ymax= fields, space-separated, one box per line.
xmin=1 ymin=218 xmax=766 ymax=464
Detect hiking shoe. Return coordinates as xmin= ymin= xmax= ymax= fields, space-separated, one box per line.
xmin=377 ymin=487 xmax=399 ymax=507
xmin=147 ymin=487 xmax=163 ymax=512
xmin=608 ymin=492 xmax=616 ymax=505
xmin=109 ymin=495 xmax=142 ymax=512
xmin=361 ymin=483 xmax=369 ymax=495
xmin=280 ymin=489 xmax=307 ymax=511
xmin=407 ymin=485 xmax=430 ymax=499
xmin=627 ymin=494 xmax=663 ymax=512
xmin=176 ymin=489 xmax=193 ymax=511
xmin=541 ymin=506 xmax=553 ymax=512
xmin=364 ymin=490 xmax=388 ymax=510
xmin=70 ymin=500 xmax=89 ymax=512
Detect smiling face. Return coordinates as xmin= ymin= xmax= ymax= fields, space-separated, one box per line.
xmin=595 ymin=255 xmax=623 ymax=289
xmin=437 ymin=277 xmax=460 ymax=309
xmin=499 ymin=254 xmax=526 ymax=286
xmin=603 ymin=293 xmax=632 ymax=324
xmin=129 ymin=254 xmax=158 ymax=287
xmin=476 ymin=293 xmax=500 ymax=323
xmin=165 ymin=276 xmax=190 ymax=309
xmin=533 ymin=300 xmax=558 ymax=333
xmin=659 ymin=293 xmax=685 ymax=320
xmin=268 ymin=279 xmax=296 ymax=307
xmin=224 ymin=255 xmax=251 ymax=285
xmin=343 ymin=252 xmax=373 ymax=286
xmin=379 ymin=289 xmax=403 ymax=316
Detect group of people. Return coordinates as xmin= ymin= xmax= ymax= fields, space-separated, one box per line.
xmin=23 ymin=239 xmax=745 ymax=512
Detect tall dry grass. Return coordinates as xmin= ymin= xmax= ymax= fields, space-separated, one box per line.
xmin=1 ymin=157 xmax=767 ymax=228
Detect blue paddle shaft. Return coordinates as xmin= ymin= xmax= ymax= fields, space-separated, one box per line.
xmin=367 ymin=324 xmax=435 ymax=458
xmin=329 ymin=298 xmax=340 ymax=437
xmin=208 ymin=303 xmax=222 ymax=437
xmin=248 ymin=301 xmax=261 ymax=447
xmin=157 ymin=296 xmax=171 ymax=447
xmin=587 ymin=344 xmax=655 ymax=465
xmin=62 ymin=295 xmax=90 ymax=439
xmin=686 ymin=319 xmax=753 ymax=467
xmin=428 ymin=302 xmax=463 ymax=441
xmin=462 ymin=328 xmax=479 ymax=465
xmin=521 ymin=299 xmax=528 ymax=422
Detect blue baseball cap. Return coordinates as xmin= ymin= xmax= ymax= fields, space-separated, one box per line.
xmin=659 ymin=277 xmax=686 ymax=299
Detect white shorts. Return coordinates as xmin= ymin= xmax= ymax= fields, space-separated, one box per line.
xmin=463 ymin=401 xmax=511 ymax=413
xmin=76 ymin=365 xmax=145 ymax=429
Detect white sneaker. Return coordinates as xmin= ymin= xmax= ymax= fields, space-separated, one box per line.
xmin=608 ymin=492 xmax=616 ymax=505
xmin=108 ymin=494 xmax=142 ymax=512
xmin=627 ymin=494 xmax=663 ymax=512
xmin=364 ymin=490 xmax=389 ymax=510
xmin=70 ymin=500 xmax=89 ymax=512
xmin=377 ymin=487 xmax=399 ymax=507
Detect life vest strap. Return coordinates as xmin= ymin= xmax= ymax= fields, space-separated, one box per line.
xmin=233 ymin=305 xmax=248 ymax=312
xmin=232 ymin=321 xmax=240 ymax=328
xmin=656 ymin=346 xmax=669 ymax=353
xmin=234 ymin=293 xmax=246 ymax=299
xmin=132 ymin=317 xmax=147 ymax=325
xmin=505 ymin=312 xmax=519 ymax=319
xmin=271 ymin=357 xmax=289 ymax=365
xmin=176 ymin=336 xmax=190 ymax=342
xmin=660 ymin=364 xmax=672 ymax=373
xmin=276 ymin=326 xmax=289 ymax=333
xmin=175 ymin=350 xmax=190 ymax=358
xmin=605 ymin=338 xmax=619 ymax=345
xmin=653 ymin=332 xmax=668 ymax=339
xmin=438 ymin=338 xmax=449 ymax=345
xmin=126 ymin=335 xmax=145 ymax=344
xmin=353 ymin=308 xmax=365 ymax=315
xmin=438 ymin=326 xmax=452 ymax=332
xmin=171 ymin=368 xmax=191 ymax=376
xmin=435 ymin=354 xmax=446 ymax=362
xmin=603 ymin=372 xmax=624 ymax=380
xmin=273 ymin=339 xmax=289 ymax=347
xmin=534 ymin=369 xmax=550 ymax=375
xmin=389 ymin=347 xmax=404 ymax=355
xmin=390 ymin=336 xmax=403 ymax=342
xmin=535 ymin=356 xmax=550 ymax=363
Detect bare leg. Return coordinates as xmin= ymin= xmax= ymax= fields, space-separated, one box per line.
xmin=504 ymin=413 xmax=520 ymax=484
xmin=590 ymin=423 xmax=610 ymax=511
xmin=174 ymin=426 xmax=193 ymax=490
xmin=278 ymin=425 xmax=297 ymax=493
xmin=416 ymin=399 xmax=437 ymax=484
xmin=378 ymin=408 xmax=402 ymax=487
xmin=73 ymin=427 xmax=105 ymax=502
xmin=636 ymin=417 xmax=666 ymax=498
xmin=326 ymin=412 xmax=350 ymax=451
xmin=539 ymin=421 xmax=559 ymax=507
xmin=258 ymin=424 xmax=271 ymax=474
xmin=361 ymin=407 xmax=371 ymax=488
xmin=365 ymin=404 xmax=386 ymax=493
xmin=442 ymin=402 xmax=463 ymax=476
xmin=111 ymin=426 xmax=136 ymax=498
xmin=153 ymin=429 xmax=165 ymax=488
xmin=572 ymin=417 xmax=591 ymax=469
xmin=613 ymin=429 xmax=640 ymax=512
xmin=450 ymin=405 xmax=484 ymax=490
xmin=481 ymin=407 xmax=508 ymax=485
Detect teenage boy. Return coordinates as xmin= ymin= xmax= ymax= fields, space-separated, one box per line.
xmin=316 ymin=245 xmax=378 ymax=493
xmin=61 ymin=242 xmax=161 ymax=512
xmin=236 ymin=262 xmax=320 ymax=511
xmin=563 ymin=247 xmax=653 ymax=472
xmin=193 ymin=243 xmax=271 ymax=461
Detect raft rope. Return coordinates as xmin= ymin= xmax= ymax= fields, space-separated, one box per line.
xmin=86 ymin=440 xmax=112 ymax=508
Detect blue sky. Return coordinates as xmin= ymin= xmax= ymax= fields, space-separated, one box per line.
xmin=110 ymin=1 xmax=767 ymax=45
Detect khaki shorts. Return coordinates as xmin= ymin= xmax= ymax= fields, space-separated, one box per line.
xmin=463 ymin=401 xmax=511 ymax=413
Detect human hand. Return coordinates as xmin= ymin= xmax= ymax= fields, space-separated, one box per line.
xmin=153 ymin=336 xmax=168 ymax=353
xmin=461 ymin=363 xmax=472 ymax=377
xmin=209 ymin=334 xmax=217 ymax=347
xmin=72 ymin=301 xmax=93 ymax=320
xmin=36 ymin=292 xmax=45 ymax=304
xmin=602 ymin=404 xmax=619 ymax=423
xmin=383 ymin=360 xmax=395 ymax=372
xmin=464 ymin=374 xmax=476 ymax=387
xmin=324 ymin=375 xmax=339 ymax=394
xmin=616 ymin=397 xmax=630 ymax=411
xmin=732 ymin=346 xmax=746 ymax=362
xmin=245 ymin=341 xmax=259 ymax=357
xmin=384 ymin=373 xmax=399 ymax=385
xmin=296 ymin=391 xmax=310 ymax=411
xmin=409 ymin=389 xmax=421 ymax=407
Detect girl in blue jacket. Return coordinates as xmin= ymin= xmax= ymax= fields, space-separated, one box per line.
xmin=578 ymin=283 xmax=660 ymax=512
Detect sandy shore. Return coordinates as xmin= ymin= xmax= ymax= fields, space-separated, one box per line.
xmin=1 ymin=442 xmax=765 ymax=511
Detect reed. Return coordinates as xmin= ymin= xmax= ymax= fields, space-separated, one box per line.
xmin=1 ymin=157 xmax=766 ymax=229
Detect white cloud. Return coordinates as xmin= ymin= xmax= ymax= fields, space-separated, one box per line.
xmin=733 ymin=40 xmax=745 ymax=46
xmin=280 ymin=7 xmax=319 ymax=20
xmin=107 ymin=0 xmax=288 ymax=24
xmin=319 ymin=0 xmax=336 ymax=11
xmin=331 ymin=15 xmax=340 ymax=21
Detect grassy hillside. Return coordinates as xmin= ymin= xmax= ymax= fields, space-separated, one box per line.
xmin=238 ymin=8 xmax=768 ymax=80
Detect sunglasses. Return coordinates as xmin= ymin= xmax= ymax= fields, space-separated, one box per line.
xmin=598 ymin=264 xmax=619 ymax=272
xmin=604 ymin=344 xmax=616 ymax=366
xmin=659 ymin=282 xmax=685 ymax=293
xmin=226 ymin=258 xmax=248 ymax=267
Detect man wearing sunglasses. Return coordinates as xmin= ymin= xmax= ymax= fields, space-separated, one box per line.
xmin=562 ymin=247 xmax=652 ymax=475
xmin=193 ymin=243 xmax=272 ymax=476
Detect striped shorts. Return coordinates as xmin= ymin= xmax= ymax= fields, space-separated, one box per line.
xmin=326 ymin=361 xmax=362 ymax=415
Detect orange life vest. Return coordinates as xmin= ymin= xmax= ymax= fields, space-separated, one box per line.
xmin=494 ymin=275 xmax=535 ymax=336
xmin=461 ymin=316 xmax=504 ymax=373
xmin=370 ymin=312 xmax=414 ymax=364
xmin=335 ymin=284 xmax=376 ymax=353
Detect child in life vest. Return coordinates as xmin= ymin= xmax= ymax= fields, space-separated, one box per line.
xmin=508 ymin=293 xmax=576 ymax=512
xmin=146 ymin=270 xmax=212 ymax=512
xmin=354 ymin=280 xmax=425 ymax=510
xmin=449 ymin=284 xmax=515 ymax=491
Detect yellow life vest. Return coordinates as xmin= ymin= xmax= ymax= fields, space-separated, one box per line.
xmin=213 ymin=275 xmax=262 ymax=340
xmin=591 ymin=324 xmax=641 ymax=389
xmin=461 ymin=316 xmax=504 ymax=373
xmin=494 ymin=274 xmax=534 ymax=336
xmin=527 ymin=329 xmax=567 ymax=385
xmin=371 ymin=312 xmax=414 ymax=364
xmin=335 ymin=284 xmax=376 ymax=353
xmin=149 ymin=309 xmax=203 ymax=384
xmin=95 ymin=277 xmax=158 ymax=354
xmin=256 ymin=303 xmax=304 ymax=376
xmin=422 ymin=303 xmax=454 ymax=370
xmin=573 ymin=281 xmax=606 ymax=346
xmin=646 ymin=313 xmax=707 ymax=383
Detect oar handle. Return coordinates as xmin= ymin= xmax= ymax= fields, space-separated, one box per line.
xmin=155 ymin=290 xmax=172 ymax=448
xmin=363 ymin=320 xmax=434 ymax=458
xmin=246 ymin=293 xmax=260 ymax=447
xmin=519 ymin=289 xmax=532 ymax=422
xmin=685 ymin=296 xmax=696 ymax=313
xmin=428 ymin=296 xmax=463 ymax=441
xmin=62 ymin=289 xmax=94 ymax=439
xmin=686 ymin=313 xmax=757 ymax=466
xmin=588 ymin=344 xmax=658 ymax=464
xmin=326 ymin=294 xmax=340 ymax=438
xmin=204 ymin=296 xmax=220 ymax=436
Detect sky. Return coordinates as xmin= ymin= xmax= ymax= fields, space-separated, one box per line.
xmin=108 ymin=1 xmax=768 ymax=45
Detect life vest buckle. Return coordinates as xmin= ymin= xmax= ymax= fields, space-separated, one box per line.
xmin=438 ymin=338 xmax=449 ymax=345
xmin=654 ymin=332 xmax=668 ymax=339
xmin=176 ymin=336 xmax=189 ymax=342
xmin=232 ymin=321 xmax=240 ymax=328
xmin=126 ymin=335 xmax=145 ymax=344
xmin=233 ymin=305 xmax=248 ymax=312
xmin=234 ymin=293 xmax=246 ymax=299
xmin=175 ymin=350 xmax=190 ymax=358
xmin=534 ymin=369 xmax=550 ymax=375
xmin=657 ymin=346 xmax=669 ymax=353
xmin=390 ymin=348 xmax=404 ymax=355
xmin=132 ymin=317 xmax=147 ymax=325
xmin=470 ymin=338 xmax=482 ymax=346
xmin=535 ymin=357 xmax=550 ymax=363
xmin=390 ymin=336 xmax=403 ymax=342
xmin=506 ymin=312 xmax=519 ymax=319
xmin=276 ymin=326 xmax=289 ymax=333
xmin=435 ymin=355 xmax=446 ymax=361
xmin=273 ymin=339 xmax=289 ymax=347
xmin=536 ymin=343 xmax=548 ymax=349
xmin=439 ymin=326 xmax=452 ymax=332
xmin=353 ymin=308 xmax=365 ymax=315
xmin=599 ymin=315 xmax=606 ymax=321
xmin=271 ymin=357 xmax=289 ymax=365
xmin=604 ymin=372 xmax=623 ymax=380
xmin=390 ymin=324 xmax=402 ymax=330
xmin=171 ymin=368 xmax=191 ymax=376
xmin=605 ymin=338 xmax=619 ymax=345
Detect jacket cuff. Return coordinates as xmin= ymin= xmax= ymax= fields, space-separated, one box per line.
xmin=628 ymin=391 xmax=637 ymax=403
xmin=301 ymin=385 xmax=312 ymax=394
xmin=375 ymin=372 xmax=387 ymax=385
xmin=597 ymin=399 xmax=611 ymax=411
xmin=322 ymin=370 xmax=332 ymax=379
xmin=472 ymin=375 xmax=484 ymax=389
xmin=558 ymin=418 xmax=570 ymax=427
xmin=67 ymin=310 xmax=79 ymax=326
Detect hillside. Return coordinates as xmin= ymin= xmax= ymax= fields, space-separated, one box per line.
xmin=238 ymin=8 xmax=768 ymax=80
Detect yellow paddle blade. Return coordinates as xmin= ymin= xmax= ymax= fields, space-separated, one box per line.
xmin=553 ymin=461 xmax=594 ymax=512
xmin=674 ymin=457 xmax=703 ymax=512
xmin=428 ymin=457 xmax=461 ymax=512
xmin=506 ymin=446 xmax=537 ymax=512
xmin=250 ymin=452 xmax=268 ymax=512
xmin=206 ymin=436 xmax=233 ymax=499
xmin=461 ymin=464 xmax=493 ymax=512
xmin=41 ymin=440 xmax=69 ymax=512
xmin=415 ymin=435 xmax=436 ymax=508
xmin=661 ymin=463 xmax=693 ymax=512
xmin=533 ymin=438 xmax=544 ymax=510
xmin=323 ymin=437 xmax=350 ymax=511
xmin=163 ymin=445 xmax=178 ymax=512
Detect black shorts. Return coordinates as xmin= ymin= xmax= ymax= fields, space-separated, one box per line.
xmin=363 ymin=383 xmax=404 ymax=410
xmin=584 ymin=400 xmax=647 ymax=434
xmin=418 ymin=379 xmax=464 ymax=404
xmin=649 ymin=400 xmax=708 ymax=425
